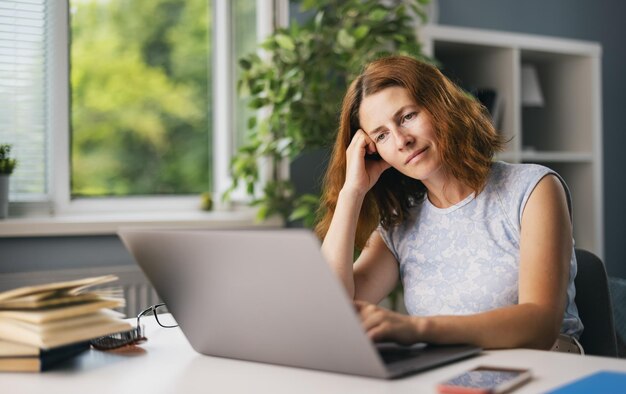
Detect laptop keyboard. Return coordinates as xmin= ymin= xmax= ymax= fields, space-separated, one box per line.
xmin=376 ymin=343 xmax=427 ymax=364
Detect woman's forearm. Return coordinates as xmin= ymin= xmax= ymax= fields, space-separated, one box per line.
xmin=415 ymin=303 xmax=562 ymax=350
xmin=320 ymin=188 xmax=366 ymax=298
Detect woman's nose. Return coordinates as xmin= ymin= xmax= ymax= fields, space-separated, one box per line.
xmin=393 ymin=127 xmax=414 ymax=150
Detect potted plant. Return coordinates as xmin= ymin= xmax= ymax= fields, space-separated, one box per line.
xmin=0 ymin=144 xmax=17 ymax=218
xmin=225 ymin=0 xmax=432 ymax=227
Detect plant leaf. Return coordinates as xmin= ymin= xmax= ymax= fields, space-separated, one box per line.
xmin=337 ymin=29 xmax=355 ymax=49
xmin=275 ymin=34 xmax=296 ymax=51
xmin=369 ymin=8 xmax=388 ymax=22
xmin=353 ymin=25 xmax=370 ymax=40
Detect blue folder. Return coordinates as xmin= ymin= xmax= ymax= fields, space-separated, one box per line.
xmin=547 ymin=371 xmax=626 ymax=394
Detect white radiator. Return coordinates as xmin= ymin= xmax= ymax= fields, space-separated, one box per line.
xmin=0 ymin=265 xmax=160 ymax=318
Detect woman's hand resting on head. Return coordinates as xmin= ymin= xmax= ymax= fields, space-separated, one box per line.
xmin=344 ymin=129 xmax=391 ymax=197
xmin=354 ymin=300 xmax=422 ymax=346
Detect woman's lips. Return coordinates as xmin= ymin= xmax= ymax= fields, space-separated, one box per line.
xmin=404 ymin=146 xmax=428 ymax=165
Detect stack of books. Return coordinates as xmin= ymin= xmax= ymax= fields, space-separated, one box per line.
xmin=0 ymin=275 xmax=132 ymax=372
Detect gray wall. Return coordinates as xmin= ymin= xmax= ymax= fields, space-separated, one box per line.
xmin=1 ymin=1 xmax=624 ymax=279
xmin=436 ymin=0 xmax=626 ymax=278
xmin=0 ymin=236 xmax=133 ymax=274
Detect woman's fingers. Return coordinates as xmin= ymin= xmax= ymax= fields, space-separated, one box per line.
xmin=367 ymin=323 xmax=392 ymax=342
xmin=349 ymin=130 xmax=375 ymax=154
xmin=346 ymin=131 xmax=368 ymax=163
xmin=355 ymin=301 xmax=386 ymax=331
xmin=344 ymin=130 xmax=390 ymax=194
xmin=350 ymin=131 xmax=386 ymax=168
xmin=362 ymin=309 xmax=385 ymax=331
xmin=362 ymin=133 xmax=377 ymax=156
xmin=353 ymin=300 xmax=418 ymax=345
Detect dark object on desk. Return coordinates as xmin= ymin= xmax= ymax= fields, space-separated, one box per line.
xmin=90 ymin=303 xmax=176 ymax=350
xmin=0 ymin=340 xmax=89 ymax=372
xmin=90 ymin=326 xmax=146 ymax=350
xmin=376 ymin=343 xmax=482 ymax=379
xmin=574 ymin=248 xmax=618 ymax=357
xmin=546 ymin=371 xmax=626 ymax=393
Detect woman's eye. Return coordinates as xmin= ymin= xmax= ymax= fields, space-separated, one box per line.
xmin=402 ymin=112 xmax=417 ymax=124
xmin=375 ymin=133 xmax=387 ymax=143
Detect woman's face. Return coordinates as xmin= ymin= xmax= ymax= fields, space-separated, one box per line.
xmin=358 ymin=86 xmax=443 ymax=182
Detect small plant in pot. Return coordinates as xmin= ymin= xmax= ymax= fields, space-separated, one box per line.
xmin=0 ymin=144 xmax=18 ymax=218
xmin=225 ymin=0 xmax=431 ymax=228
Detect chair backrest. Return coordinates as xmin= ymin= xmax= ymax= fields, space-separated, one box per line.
xmin=574 ymin=248 xmax=618 ymax=357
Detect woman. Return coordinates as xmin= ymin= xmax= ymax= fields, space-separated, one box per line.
xmin=315 ymin=55 xmax=583 ymax=352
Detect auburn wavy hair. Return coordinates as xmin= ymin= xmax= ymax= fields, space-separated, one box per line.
xmin=314 ymin=55 xmax=505 ymax=250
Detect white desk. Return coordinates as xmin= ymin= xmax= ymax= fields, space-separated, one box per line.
xmin=3 ymin=317 xmax=626 ymax=394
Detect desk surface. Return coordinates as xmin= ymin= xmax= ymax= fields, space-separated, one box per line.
xmin=3 ymin=317 xmax=626 ymax=394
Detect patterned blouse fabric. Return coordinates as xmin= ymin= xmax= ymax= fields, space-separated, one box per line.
xmin=378 ymin=161 xmax=583 ymax=338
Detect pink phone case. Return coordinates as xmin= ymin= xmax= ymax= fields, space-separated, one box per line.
xmin=437 ymin=366 xmax=532 ymax=394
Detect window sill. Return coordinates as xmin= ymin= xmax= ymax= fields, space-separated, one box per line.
xmin=0 ymin=209 xmax=283 ymax=237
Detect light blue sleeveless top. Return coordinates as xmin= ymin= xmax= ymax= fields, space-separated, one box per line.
xmin=379 ymin=161 xmax=583 ymax=338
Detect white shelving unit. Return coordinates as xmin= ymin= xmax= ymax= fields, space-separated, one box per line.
xmin=419 ymin=25 xmax=603 ymax=257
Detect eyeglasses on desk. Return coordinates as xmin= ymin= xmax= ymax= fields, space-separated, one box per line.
xmin=90 ymin=303 xmax=178 ymax=350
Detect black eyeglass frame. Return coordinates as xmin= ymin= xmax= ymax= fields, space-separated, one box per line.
xmin=137 ymin=302 xmax=178 ymax=329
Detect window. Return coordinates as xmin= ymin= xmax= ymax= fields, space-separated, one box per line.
xmin=1 ymin=0 xmax=283 ymax=216
xmin=70 ymin=0 xmax=213 ymax=197
xmin=0 ymin=0 xmax=48 ymax=202
xmin=232 ymin=0 xmax=257 ymax=150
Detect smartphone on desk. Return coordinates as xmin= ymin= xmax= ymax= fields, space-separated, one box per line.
xmin=437 ymin=366 xmax=532 ymax=394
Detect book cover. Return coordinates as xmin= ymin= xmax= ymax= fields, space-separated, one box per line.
xmin=0 ymin=339 xmax=41 ymax=357
xmin=0 ymin=275 xmax=118 ymax=304
xmin=0 ymin=314 xmax=132 ymax=349
xmin=547 ymin=371 xmax=626 ymax=393
xmin=0 ymin=298 xmax=124 ymax=324
xmin=0 ymin=275 xmax=130 ymax=350
xmin=0 ymin=292 xmax=103 ymax=310
xmin=2 ymin=309 xmax=124 ymax=334
xmin=0 ymin=341 xmax=90 ymax=372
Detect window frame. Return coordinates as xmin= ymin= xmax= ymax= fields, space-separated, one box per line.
xmin=13 ymin=0 xmax=288 ymax=217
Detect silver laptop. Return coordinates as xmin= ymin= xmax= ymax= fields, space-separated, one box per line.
xmin=118 ymin=228 xmax=480 ymax=379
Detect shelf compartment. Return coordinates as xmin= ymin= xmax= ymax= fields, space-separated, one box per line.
xmin=520 ymin=50 xmax=595 ymax=153
xmin=430 ymin=41 xmax=517 ymax=152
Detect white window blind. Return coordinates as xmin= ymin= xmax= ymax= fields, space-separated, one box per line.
xmin=0 ymin=0 xmax=48 ymax=201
